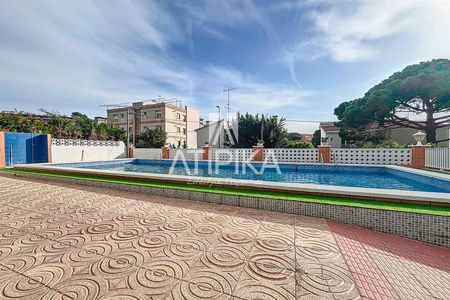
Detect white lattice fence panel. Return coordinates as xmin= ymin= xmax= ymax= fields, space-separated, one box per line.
xmin=133 ymin=148 xmax=162 ymax=159
xmin=211 ymin=148 xmax=254 ymax=161
xmin=331 ymin=148 xmax=411 ymax=165
xmin=52 ymin=139 xmax=120 ymax=146
xmin=425 ymin=148 xmax=450 ymax=170
xmin=263 ymin=149 xmax=318 ymax=163
xmin=169 ymin=149 xmax=203 ymax=160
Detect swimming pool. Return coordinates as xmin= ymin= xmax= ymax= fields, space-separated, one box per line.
xmin=50 ymin=159 xmax=450 ymax=194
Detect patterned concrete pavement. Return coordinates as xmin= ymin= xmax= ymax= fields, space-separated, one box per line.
xmin=0 ymin=176 xmax=448 ymax=300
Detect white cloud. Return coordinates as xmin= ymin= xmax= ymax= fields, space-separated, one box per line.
xmin=0 ymin=0 xmax=315 ymax=118
xmin=197 ymin=65 xmax=314 ymax=114
xmin=289 ymin=0 xmax=450 ymax=63
xmin=0 ymin=0 xmax=193 ymax=115
xmin=3 ymin=0 xmax=447 ymax=131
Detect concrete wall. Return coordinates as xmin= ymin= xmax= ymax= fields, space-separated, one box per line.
xmin=52 ymin=141 xmax=126 ymax=163
xmin=436 ymin=126 xmax=450 ymax=147
xmin=186 ymin=107 xmax=200 ymax=148
xmin=387 ymin=127 xmax=417 ymax=145
xmin=321 ymin=129 xmax=342 ymax=148
xmin=388 ymin=125 xmax=450 ymax=147
xmin=196 ymin=121 xmax=224 ymax=148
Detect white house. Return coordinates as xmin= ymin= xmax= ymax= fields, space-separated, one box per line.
xmin=319 ymin=121 xmax=450 ymax=148
xmin=320 ymin=122 xmax=342 ymax=148
xmin=195 ymin=120 xmax=225 ymax=148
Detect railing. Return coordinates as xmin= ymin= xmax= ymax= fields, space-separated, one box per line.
xmin=331 ymin=148 xmax=411 ymax=165
xmin=133 ymin=148 xmax=163 ymax=159
xmin=210 ymin=148 xmax=254 ymax=161
xmin=425 ymin=148 xmax=450 ymax=170
xmin=263 ymin=148 xmax=318 ymax=163
xmin=52 ymin=139 xmax=120 ymax=147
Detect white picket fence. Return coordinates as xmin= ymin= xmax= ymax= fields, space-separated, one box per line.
xmin=425 ymin=148 xmax=450 ymax=170
xmin=331 ymin=148 xmax=411 ymax=165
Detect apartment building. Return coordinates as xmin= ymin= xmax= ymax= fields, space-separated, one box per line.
xmin=107 ymin=100 xmax=200 ymax=148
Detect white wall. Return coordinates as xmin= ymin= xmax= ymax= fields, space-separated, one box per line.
xmin=321 ymin=129 xmax=342 ymax=148
xmin=436 ymin=126 xmax=450 ymax=148
xmin=196 ymin=121 xmax=224 ymax=148
xmin=389 ymin=125 xmax=450 ymax=147
xmin=51 ymin=140 xmax=126 ymax=163
xmin=186 ymin=107 xmax=200 ymax=148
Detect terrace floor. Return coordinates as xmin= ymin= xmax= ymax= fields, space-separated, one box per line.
xmin=0 ymin=176 xmax=449 ymax=300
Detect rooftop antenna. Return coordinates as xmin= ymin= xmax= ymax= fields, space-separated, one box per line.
xmin=223 ymin=87 xmax=238 ymax=125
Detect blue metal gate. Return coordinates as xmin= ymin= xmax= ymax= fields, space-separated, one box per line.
xmin=4 ymin=132 xmax=49 ymax=166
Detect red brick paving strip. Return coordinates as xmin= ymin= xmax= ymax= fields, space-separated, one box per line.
xmin=328 ymin=220 xmax=450 ymax=300
xmin=328 ymin=221 xmax=398 ymax=300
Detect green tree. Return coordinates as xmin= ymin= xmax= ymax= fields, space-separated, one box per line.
xmin=287 ymin=132 xmax=301 ymax=141
xmin=0 ymin=111 xmax=48 ymax=133
xmin=311 ymin=130 xmax=320 ymax=147
xmin=39 ymin=109 xmax=124 ymax=141
xmin=135 ymin=127 xmax=167 ymax=148
xmin=335 ymin=59 xmax=450 ymax=144
xmin=286 ymin=140 xmax=314 ymax=148
xmin=71 ymin=112 xmax=94 ymax=139
xmin=42 ymin=110 xmax=75 ymax=139
xmin=234 ymin=113 xmax=288 ymax=148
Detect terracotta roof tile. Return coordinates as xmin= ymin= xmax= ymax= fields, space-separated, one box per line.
xmin=320 ymin=122 xmax=340 ymax=132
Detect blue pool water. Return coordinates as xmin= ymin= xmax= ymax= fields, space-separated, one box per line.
xmin=53 ymin=159 xmax=450 ymax=193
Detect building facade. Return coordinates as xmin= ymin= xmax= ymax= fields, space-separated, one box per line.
xmin=320 ymin=122 xmax=342 ymax=148
xmin=107 ymin=101 xmax=200 ymax=148
xmin=319 ymin=121 xmax=450 ymax=148
xmin=196 ymin=120 xmax=225 ymax=148
xmin=94 ymin=117 xmax=107 ymax=124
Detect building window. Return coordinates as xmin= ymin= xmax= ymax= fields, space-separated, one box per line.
xmin=183 ymin=128 xmax=186 ymax=135
xmin=183 ymin=115 xmax=186 ymax=121
xmin=113 ymin=114 xmax=118 ymax=122
xmin=176 ymin=113 xmax=181 ymax=120
xmin=176 ymin=127 xmax=181 ymax=133
xmin=120 ymin=114 xmax=124 ymax=118
xmin=142 ymin=111 xmax=147 ymax=118
xmin=155 ymin=110 xmax=162 ymax=118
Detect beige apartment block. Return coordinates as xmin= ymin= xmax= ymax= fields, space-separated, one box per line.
xmin=107 ymin=100 xmax=200 ymax=148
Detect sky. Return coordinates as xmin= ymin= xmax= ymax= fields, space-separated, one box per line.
xmin=0 ymin=0 xmax=449 ymax=133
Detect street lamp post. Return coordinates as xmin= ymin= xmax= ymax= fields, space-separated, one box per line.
xmin=216 ymin=105 xmax=221 ymax=121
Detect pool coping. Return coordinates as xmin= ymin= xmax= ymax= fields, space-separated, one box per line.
xmin=12 ymin=159 xmax=450 ymax=205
